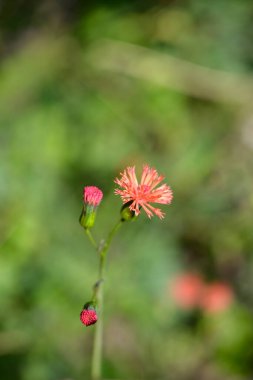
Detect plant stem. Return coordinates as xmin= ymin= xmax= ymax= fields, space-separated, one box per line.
xmin=91 ymin=266 xmax=104 ymax=380
xmin=85 ymin=229 xmax=98 ymax=250
xmin=91 ymin=220 xmax=122 ymax=380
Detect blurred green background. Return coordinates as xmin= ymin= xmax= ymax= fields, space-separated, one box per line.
xmin=1 ymin=1 xmax=253 ymax=379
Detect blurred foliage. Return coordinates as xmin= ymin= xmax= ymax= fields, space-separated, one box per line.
xmin=1 ymin=1 xmax=253 ymax=379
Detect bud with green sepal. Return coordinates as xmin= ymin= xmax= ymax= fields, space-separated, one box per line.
xmin=120 ymin=201 xmax=138 ymax=222
xmin=79 ymin=186 xmax=103 ymax=229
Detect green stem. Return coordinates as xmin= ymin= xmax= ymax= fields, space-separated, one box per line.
xmin=91 ymin=220 xmax=122 ymax=380
xmin=91 ymin=270 xmax=104 ymax=380
xmin=85 ymin=229 xmax=98 ymax=250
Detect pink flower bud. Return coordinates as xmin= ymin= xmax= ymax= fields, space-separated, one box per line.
xmin=80 ymin=304 xmax=98 ymax=327
xmin=84 ymin=186 xmax=103 ymax=207
xmin=80 ymin=186 xmax=103 ymax=229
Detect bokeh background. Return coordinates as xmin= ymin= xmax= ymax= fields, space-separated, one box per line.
xmin=1 ymin=1 xmax=253 ymax=379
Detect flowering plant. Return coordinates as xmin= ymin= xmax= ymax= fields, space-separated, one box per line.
xmin=79 ymin=165 xmax=173 ymax=379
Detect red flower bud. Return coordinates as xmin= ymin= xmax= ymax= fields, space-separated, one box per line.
xmin=80 ymin=303 xmax=98 ymax=326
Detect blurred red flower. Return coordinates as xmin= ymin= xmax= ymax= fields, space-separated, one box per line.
xmin=200 ymin=282 xmax=234 ymax=314
xmin=170 ymin=273 xmax=204 ymax=310
xmin=170 ymin=274 xmax=234 ymax=314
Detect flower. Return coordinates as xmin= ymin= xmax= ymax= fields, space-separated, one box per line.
xmin=170 ymin=274 xmax=234 ymax=314
xmin=80 ymin=303 xmax=98 ymax=326
xmin=200 ymin=282 xmax=233 ymax=314
xmin=79 ymin=186 xmax=103 ymax=229
xmin=84 ymin=186 xmax=103 ymax=207
xmin=114 ymin=165 xmax=173 ymax=219
xmin=170 ymin=273 xmax=204 ymax=310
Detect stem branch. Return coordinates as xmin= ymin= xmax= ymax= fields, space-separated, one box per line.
xmin=85 ymin=229 xmax=98 ymax=250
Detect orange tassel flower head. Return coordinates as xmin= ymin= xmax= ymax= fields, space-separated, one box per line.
xmin=114 ymin=165 xmax=173 ymax=219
